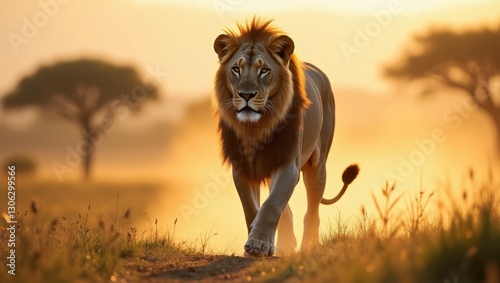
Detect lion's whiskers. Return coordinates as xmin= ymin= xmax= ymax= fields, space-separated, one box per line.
xmin=221 ymin=99 xmax=236 ymax=111
xmin=261 ymin=100 xmax=277 ymax=115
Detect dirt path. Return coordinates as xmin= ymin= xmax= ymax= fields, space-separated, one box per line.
xmin=122 ymin=254 xmax=279 ymax=282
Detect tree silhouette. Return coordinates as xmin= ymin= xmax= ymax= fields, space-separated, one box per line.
xmin=3 ymin=155 xmax=36 ymax=176
xmin=385 ymin=25 xmax=500 ymax=156
xmin=2 ymin=58 xmax=159 ymax=179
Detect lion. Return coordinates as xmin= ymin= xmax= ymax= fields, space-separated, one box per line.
xmin=213 ymin=18 xmax=359 ymax=257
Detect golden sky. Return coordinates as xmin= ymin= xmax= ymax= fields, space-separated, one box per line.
xmin=134 ymin=0 xmax=497 ymax=12
xmin=1 ymin=0 xmax=499 ymax=104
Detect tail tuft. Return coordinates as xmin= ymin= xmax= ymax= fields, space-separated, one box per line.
xmin=342 ymin=164 xmax=360 ymax=185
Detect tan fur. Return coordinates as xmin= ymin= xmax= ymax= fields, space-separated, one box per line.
xmin=213 ymin=18 xmax=358 ymax=257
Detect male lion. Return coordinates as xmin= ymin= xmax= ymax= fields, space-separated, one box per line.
xmin=213 ymin=18 xmax=359 ymax=257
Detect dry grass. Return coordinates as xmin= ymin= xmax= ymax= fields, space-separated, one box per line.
xmin=0 ymin=169 xmax=499 ymax=282
xmin=0 ymin=181 xmax=186 ymax=283
xmin=250 ymin=169 xmax=500 ymax=283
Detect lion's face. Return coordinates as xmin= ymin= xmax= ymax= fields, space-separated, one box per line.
xmin=214 ymin=33 xmax=296 ymax=125
xmin=224 ymin=43 xmax=283 ymax=123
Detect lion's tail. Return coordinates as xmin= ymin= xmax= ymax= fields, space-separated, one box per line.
xmin=320 ymin=164 xmax=359 ymax=205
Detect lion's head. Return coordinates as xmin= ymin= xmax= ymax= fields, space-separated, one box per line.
xmin=213 ymin=18 xmax=310 ymax=181
xmin=214 ymin=21 xmax=297 ymax=125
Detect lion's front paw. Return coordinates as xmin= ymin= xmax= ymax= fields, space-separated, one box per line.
xmin=244 ymin=238 xmax=275 ymax=257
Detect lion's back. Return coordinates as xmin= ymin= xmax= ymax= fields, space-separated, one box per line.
xmin=301 ymin=62 xmax=335 ymax=164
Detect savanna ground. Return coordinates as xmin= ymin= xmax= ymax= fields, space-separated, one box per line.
xmin=1 ymin=169 xmax=500 ymax=283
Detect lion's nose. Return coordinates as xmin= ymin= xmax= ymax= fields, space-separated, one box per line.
xmin=238 ymin=91 xmax=257 ymax=101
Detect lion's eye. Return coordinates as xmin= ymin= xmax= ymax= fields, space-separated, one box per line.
xmin=260 ymin=68 xmax=269 ymax=75
xmin=232 ymin=66 xmax=240 ymax=73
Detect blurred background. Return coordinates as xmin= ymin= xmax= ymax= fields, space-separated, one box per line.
xmin=1 ymin=0 xmax=499 ymax=252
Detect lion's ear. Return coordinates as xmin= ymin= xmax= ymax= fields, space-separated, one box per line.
xmin=214 ymin=34 xmax=236 ymax=61
xmin=268 ymin=35 xmax=295 ymax=63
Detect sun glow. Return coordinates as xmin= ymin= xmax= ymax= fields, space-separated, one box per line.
xmin=130 ymin=0 xmax=497 ymax=13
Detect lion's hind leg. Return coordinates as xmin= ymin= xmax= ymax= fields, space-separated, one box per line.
xmin=301 ymin=160 xmax=327 ymax=250
xmin=276 ymin=203 xmax=297 ymax=256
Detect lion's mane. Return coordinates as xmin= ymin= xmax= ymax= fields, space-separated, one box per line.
xmin=214 ymin=18 xmax=310 ymax=182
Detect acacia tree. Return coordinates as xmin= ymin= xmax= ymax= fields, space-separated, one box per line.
xmin=2 ymin=58 xmax=159 ymax=179
xmin=385 ymin=25 xmax=500 ymax=156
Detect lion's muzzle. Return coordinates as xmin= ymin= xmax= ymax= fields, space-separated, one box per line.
xmin=238 ymin=91 xmax=257 ymax=101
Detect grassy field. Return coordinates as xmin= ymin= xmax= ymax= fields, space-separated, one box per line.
xmin=1 ymin=170 xmax=499 ymax=283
